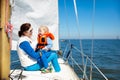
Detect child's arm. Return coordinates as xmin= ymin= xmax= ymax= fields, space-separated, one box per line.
xmin=42 ymin=37 xmax=53 ymax=50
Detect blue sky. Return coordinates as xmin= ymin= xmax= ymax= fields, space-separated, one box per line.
xmin=58 ymin=0 xmax=120 ymax=39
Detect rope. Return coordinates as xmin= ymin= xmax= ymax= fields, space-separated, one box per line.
xmin=63 ymin=0 xmax=71 ymax=43
xmin=5 ymin=0 xmax=13 ymax=50
xmin=71 ymin=56 xmax=83 ymax=72
xmin=5 ymin=22 xmax=13 ymax=49
xmin=73 ymin=0 xmax=85 ymax=78
xmin=83 ymin=57 xmax=89 ymax=80
xmin=65 ymin=44 xmax=73 ymax=61
xmin=70 ymin=53 xmax=89 ymax=80
xmin=90 ymin=0 xmax=96 ymax=80
xmin=62 ymin=43 xmax=69 ymax=59
xmin=87 ymin=57 xmax=108 ymax=80
xmin=72 ymin=46 xmax=108 ymax=80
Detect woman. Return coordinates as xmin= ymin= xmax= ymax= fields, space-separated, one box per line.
xmin=17 ymin=23 xmax=61 ymax=72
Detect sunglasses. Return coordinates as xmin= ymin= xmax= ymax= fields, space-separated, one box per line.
xmin=28 ymin=28 xmax=33 ymax=33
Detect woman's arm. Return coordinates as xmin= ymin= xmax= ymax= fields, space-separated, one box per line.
xmin=19 ymin=41 xmax=40 ymax=60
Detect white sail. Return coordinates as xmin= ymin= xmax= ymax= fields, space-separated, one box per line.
xmin=11 ymin=0 xmax=59 ymax=50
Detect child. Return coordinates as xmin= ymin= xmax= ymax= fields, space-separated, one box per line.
xmin=36 ymin=25 xmax=60 ymax=73
xmin=36 ymin=25 xmax=62 ymax=54
xmin=36 ymin=25 xmax=55 ymax=52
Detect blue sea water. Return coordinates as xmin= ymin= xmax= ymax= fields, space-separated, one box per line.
xmin=11 ymin=39 xmax=120 ymax=80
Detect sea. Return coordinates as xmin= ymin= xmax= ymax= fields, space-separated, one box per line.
xmin=11 ymin=39 xmax=120 ymax=80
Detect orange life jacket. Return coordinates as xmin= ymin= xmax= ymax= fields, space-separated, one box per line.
xmin=37 ymin=33 xmax=55 ymax=49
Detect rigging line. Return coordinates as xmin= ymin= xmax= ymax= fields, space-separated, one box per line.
xmin=83 ymin=57 xmax=89 ymax=80
xmin=90 ymin=0 xmax=95 ymax=80
xmin=68 ymin=56 xmax=80 ymax=79
xmin=87 ymin=57 xmax=108 ymax=80
xmin=62 ymin=43 xmax=69 ymax=59
xmin=71 ymin=55 xmax=88 ymax=80
xmin=63 ymin=0 xmax=70 ymax=43
xmin=70 ymin=57 xmax=83 ymax=73
xmin=73 ymin=0 xmax=85 ymax=78
xmin=73 ymin=46 xmax=108 ymax=80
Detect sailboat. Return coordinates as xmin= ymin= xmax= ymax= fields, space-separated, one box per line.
xmin=9 ymin=0 xmax=80 ymax=80
xmin=0 ymin=0 xmax=109 ymax=80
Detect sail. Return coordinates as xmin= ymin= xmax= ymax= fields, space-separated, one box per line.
xmin=11 ymin=0 xmax=59 ymax=50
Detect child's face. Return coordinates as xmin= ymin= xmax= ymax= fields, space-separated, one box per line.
xmin=38 ymin=28 xmax=45 ymax=35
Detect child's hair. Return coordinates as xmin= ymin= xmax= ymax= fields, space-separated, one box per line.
xmin=39 ymin=25 xmax=49 ymax=33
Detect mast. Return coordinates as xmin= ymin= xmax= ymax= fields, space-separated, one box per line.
xmin=0 ymin=0 xmax=11 ymax=80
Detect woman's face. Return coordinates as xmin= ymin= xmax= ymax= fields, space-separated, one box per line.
xmin=24 ymin=27 xmax=33 ymax=38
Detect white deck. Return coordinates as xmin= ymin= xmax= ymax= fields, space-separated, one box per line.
xmin=10 ymin=58 xmax=80 ymax=80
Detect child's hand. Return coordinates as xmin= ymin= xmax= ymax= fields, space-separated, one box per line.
xmin=42 ymin=47 xmax=49 ymax=51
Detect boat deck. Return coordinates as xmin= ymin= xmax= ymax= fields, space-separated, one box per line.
xmin=10 ymin=58 xmax=81 ymax=80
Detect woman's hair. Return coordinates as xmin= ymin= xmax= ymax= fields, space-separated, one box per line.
xmin=18 ymin=23 xmax=31 ymax=37
xmin=39 ymin=25 xmax=49 ymax=33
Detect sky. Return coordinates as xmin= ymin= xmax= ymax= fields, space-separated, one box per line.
xmin=58 ymin=0 xmax=120 ymax=39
